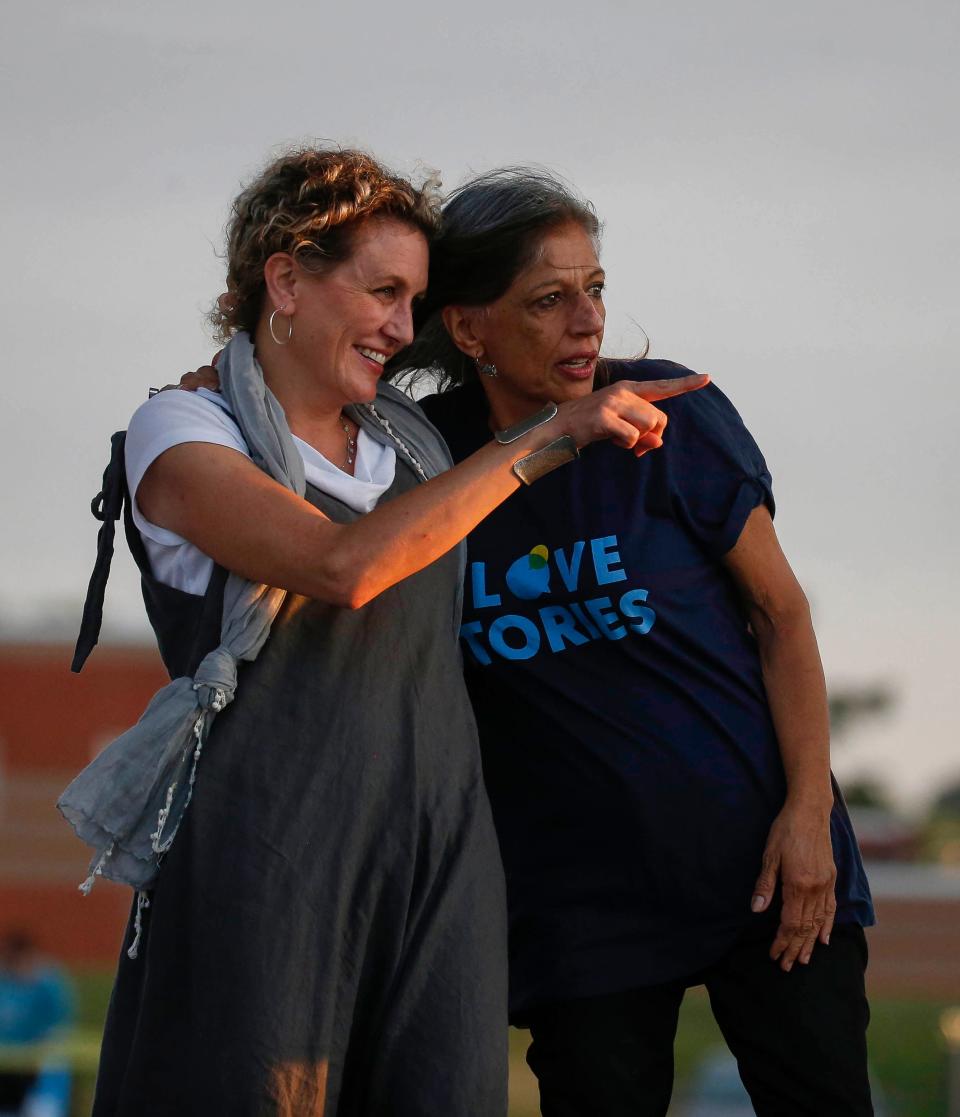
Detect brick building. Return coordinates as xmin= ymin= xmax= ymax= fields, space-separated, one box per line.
xmin=0 ymin=642 xmax=167 ymax=964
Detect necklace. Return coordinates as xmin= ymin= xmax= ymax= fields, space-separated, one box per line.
xmin=340 ymin=415 xmax=357 ymax=468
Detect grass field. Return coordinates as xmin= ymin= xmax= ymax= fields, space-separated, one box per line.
xmin=70 ymin=973 xmax=953 ymax=1115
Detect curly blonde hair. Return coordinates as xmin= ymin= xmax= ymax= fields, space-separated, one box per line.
xmin=211 ymin=147 xmax=441 ymax=341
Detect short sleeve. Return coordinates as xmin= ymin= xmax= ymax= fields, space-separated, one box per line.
xmin=124 ymin=389 xmax=251 ymax=593
xmin=615 ymin=360 xmax=775 ymax=558
xmin=126 ymin=389 xmax=248 ymax=502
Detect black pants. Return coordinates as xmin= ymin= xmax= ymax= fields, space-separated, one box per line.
xmin=525 ymin=923 xmax=872 ymax=1117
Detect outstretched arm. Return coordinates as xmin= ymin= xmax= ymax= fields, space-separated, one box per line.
xmin=723 ymin=505 xmax=837 ymax=971
xmin=140 ymin=375 xmax=708 ymax=609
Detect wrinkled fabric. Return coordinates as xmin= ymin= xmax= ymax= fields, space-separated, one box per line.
xmin=91 ymin=466 xmax=508 ymax=1117
xmin=421 ymin=362 xmax=873 ymax=1018
xmin=59 ymin=337 xmax=461 ymax=892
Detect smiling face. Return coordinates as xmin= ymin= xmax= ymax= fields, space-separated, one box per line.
xmin=276 ymin=217 xmax=430 ymax=409
xmin=446 ymin=221 xmax=606 ymax=426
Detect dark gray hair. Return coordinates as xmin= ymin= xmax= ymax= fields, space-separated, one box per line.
xmin=388 ymin=167 xmax=602 ymax=391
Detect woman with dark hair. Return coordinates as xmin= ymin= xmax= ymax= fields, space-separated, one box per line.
xmin=63 ymin=150 xmax=705 ymax=1117
xmin=402 ymin=169 xmax=875 ymax=1117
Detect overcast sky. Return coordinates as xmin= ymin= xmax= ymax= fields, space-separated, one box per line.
xmin=2 ymin=0 xmax=957 ymax=808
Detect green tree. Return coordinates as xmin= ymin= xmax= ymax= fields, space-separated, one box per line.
xmin=828 ymin=683 xmax=896 ymax=738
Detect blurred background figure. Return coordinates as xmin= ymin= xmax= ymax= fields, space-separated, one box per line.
xmin=0 ymin=931 xmax=73 ymax=1117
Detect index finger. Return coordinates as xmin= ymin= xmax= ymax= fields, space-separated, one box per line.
xmin=628 ymin=374 xmax=710 ymax=402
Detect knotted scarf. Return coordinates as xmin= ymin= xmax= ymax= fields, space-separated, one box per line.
xmin=58 ymin=332 xmax=459 ymax=955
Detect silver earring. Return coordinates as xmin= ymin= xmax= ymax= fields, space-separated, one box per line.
xmin=475 ymin=355 xmax=498 ymax=378
xmin=269 ymin=305 xmax=293 ymax=346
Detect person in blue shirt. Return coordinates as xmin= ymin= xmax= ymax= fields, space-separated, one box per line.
xmin=400 ymin=169 xmax=875 ymax=1117
xmin=0 ymin=931 xmax=73 ymax=1115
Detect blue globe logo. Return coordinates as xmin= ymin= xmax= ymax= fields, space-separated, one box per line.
xmin=505 ymin=545 xmax=551 ymax=600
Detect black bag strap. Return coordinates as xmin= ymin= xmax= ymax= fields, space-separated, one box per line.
xmin=71 ymin=431 xmax=127 ymax=673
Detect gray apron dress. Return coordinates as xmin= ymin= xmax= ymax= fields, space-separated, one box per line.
xmin=88 ymin=457 xmax=509 ymax=1116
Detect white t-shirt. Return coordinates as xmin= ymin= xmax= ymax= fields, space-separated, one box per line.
xmin=125 ymin=388 xmax=396 ymax=594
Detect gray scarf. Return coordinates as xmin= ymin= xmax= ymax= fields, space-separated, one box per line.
xmin=58 ymin=332 xmax=459 ymax=953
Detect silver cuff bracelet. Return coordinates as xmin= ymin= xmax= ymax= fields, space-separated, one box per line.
xmin=495 ymin=402 xmax=559 ymax=444
xmin=511 ymin=435 xmax=580 ymax=486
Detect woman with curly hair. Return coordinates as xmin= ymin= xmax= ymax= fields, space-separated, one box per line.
xmin=63 ymin=148 xmax=705 ymax=1117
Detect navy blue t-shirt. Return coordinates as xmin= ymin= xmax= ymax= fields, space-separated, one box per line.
xmin=420 ymin=360 xmax=873 ymax=1017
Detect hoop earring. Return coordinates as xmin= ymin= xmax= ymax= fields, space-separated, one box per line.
xmin=269 ymin=306 xmax=293 ymax=347
xmin=474 ymin=356 xmax=498 ymax=378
